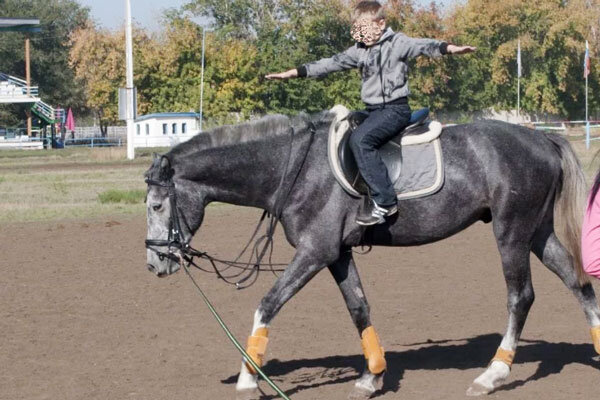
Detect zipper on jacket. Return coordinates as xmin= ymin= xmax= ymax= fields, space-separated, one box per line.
xmin=378 ymin=43 xmax=386 ymax=107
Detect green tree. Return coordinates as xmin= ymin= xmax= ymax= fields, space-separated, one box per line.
xmin=446 ymin=0 xmax=599 ymax=118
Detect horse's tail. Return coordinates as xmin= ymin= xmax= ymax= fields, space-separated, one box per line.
xmin=544 ymin=132 xmax=590 ymax=285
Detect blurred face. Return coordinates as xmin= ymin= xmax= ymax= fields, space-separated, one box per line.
xmin=351 ymin=16 xmax=386 ymax=46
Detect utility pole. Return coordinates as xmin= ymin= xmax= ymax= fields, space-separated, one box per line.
xmin=125 ymin=0 xmax=135 ymax=159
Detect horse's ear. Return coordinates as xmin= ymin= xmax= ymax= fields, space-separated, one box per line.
xmin=159 ymin=156 xmax=174 ymax=180
xmin=160 ymin=156 xmax=170 ymax=170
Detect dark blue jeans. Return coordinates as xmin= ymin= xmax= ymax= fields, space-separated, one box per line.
xmin=349 ymin=103 xmax=412 ymax=207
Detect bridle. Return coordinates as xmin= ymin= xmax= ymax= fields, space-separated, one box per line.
xmin=144 ymin=177 xmax=189 ymax=262
xmin=144 ymin=120 xmax=317 ymax=288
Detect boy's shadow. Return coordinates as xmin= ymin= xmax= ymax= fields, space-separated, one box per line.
xmin=222 ymin=333 xmax=600 ymax=398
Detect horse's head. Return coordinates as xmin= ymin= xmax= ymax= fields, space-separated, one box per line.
xmin=144 ymin=154 xmax=205 ymax=277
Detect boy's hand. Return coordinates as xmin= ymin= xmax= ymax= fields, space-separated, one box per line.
xmin=447 ymin=45 xmax=476 ymax=55
xmin=265 ymin=69 xmax=298 ymax=80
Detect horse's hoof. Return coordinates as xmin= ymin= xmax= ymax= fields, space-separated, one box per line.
xmin=466 ymin=382 xmax=491 ymax=396
xmin=348 ymin=386 xmax=374 ymax=400
xmin=236 ymin=388 xmax=260 ymax=400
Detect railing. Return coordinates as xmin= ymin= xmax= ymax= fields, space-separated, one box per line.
xmin=531 ymin=120 xmax=600 ymax=132
xmin=64 ymin=137 xmax=123 ymax=148
xmin=0 ymin=72 xmax=39 ymax=97
xmin=32 ymin=100 xmax=56 ymax=122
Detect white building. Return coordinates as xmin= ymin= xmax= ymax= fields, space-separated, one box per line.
xmin=133 ymin=112 xmax=200 ymax=148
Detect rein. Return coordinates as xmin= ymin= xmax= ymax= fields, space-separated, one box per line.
xmin=145 ymin=121 xmax=316 ymax=289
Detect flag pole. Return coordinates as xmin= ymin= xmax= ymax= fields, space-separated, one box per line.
xmin=517 ymin=39 xmax=521 ymax=121
xmin=585 ymin=40 xmax=590 ymax=149
xmin=199 ymin=26 xmax=205 ymax=133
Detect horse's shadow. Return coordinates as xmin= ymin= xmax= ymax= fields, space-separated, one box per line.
xmin=222 ymin=333 xmax=600 ymax=398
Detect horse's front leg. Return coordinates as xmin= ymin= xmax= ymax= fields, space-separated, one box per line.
xmin=235 ymin=248 xmax=331 ymax=398
xmin=328 ymin=249 xmax=385 ymax=400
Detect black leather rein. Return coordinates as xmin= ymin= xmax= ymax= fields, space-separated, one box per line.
xmin=144 ymin=121 xmax=316 ymax=289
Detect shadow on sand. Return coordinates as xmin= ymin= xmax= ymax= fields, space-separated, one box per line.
xmin=222 ymin=333 xmax=599 ymax=399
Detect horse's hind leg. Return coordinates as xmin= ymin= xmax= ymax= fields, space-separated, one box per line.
xmin=467 ymin=240 xmax=535 ymax=396
xmin=531 ymin=223 xmax=600 ymax=343
xmin=328 ymin=250 xmax=384 ymax=400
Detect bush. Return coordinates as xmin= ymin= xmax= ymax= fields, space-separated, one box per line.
xmin=98 ymin=189 xmax=145 ymax=204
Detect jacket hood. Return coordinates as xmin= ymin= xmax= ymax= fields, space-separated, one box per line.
xmin=376 ymin=27 xmax=395 ymax=44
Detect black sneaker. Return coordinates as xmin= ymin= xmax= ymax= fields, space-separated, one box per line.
xmin=356 ymin=199 xmax=398 ymax=226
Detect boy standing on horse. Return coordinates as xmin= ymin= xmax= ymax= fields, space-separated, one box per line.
xmin=266 ymin=0 xmax=475 ymax=225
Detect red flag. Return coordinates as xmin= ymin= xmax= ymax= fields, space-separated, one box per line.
xmin=584 ymin=41 xmax=591 ymax=79
xmin=65 ymin=108 xmax=75 ymax=131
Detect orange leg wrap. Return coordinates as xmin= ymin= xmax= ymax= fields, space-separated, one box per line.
xmin=490 ymin=347 xmax=515 ymax=369
xmin=361 ymin=326 xmax=386 ymax=375
xmin=244 ymin=327 xmax=269 ymax=375
xmin=591 ymin=326 xmax=600 ymax=355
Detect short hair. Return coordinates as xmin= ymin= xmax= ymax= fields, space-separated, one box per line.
xmin=352 ymin=1 xmax=385 ymax=22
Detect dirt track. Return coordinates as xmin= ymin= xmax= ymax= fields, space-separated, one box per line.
xmin=1 ymin=205 xmax=599 ymax=400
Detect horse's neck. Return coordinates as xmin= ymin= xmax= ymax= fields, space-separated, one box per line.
xmin=174 ymin=134 xmax=294 ymax=210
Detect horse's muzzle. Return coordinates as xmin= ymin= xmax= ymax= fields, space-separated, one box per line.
xmin=146 ymin=261 xmax=180 ymax=277
xmin=147 ymin=263 xmax=168 ymax=277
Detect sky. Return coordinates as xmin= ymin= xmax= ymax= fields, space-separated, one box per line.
xmin=78 ymin=0 xmax=191 ymax=31
xmin=79 ymin=0 xmax=460 ymax=31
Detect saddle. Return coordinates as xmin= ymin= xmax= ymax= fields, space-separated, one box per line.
xmin=327 ymin=104 xmax=445 ymax=200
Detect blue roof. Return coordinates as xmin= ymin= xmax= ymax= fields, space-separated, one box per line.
xmin=135 ymin=112 xmax=200 ymax=122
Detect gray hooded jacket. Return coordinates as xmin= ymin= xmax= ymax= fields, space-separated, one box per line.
xmin=297 ymin=28 xmax=447 ymax=106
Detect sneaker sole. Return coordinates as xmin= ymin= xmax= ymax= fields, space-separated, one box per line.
xmin=356 ymin=217 xmax=385 ymax=226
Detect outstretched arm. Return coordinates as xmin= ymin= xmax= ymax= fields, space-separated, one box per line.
xmin=265 ymin=45 xmax=360 ymax=81
xmin=446 ymin=44 xmax=477 ymax=55
xmin=265 ymin=69 xmax=298 ymax=80
xmin=396 ymin=35 xmax=476 ymax=59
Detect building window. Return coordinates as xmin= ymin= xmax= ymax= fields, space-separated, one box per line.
xmin=182 ymin=123 xmax=187 ymax=134
xmin=162 ymin=123 xmax=167 ymax=135
xmin=136 ymin=124 xmax=140 ymax=135
xmin=145 ymin=124 xmax=149 ymax=135
xmin=172 ymin=123 xmax=177 ymax=134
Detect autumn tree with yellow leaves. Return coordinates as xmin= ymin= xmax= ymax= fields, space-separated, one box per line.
xmin=68 ymin=0 xmax=599 ymax=125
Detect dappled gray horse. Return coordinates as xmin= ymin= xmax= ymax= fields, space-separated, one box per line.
xmin=144 ymin=108 xmax=600 ymax=399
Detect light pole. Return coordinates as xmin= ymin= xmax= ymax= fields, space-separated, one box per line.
xmin=125 ymin=0 xmax=135 ymax=159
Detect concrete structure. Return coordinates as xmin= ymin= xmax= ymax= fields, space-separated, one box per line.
xmin=133 ymin=112 xmax=200 ymax=148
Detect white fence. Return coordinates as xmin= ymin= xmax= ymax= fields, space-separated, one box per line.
xmin=72 ymin=126 xmax=127 ymax=139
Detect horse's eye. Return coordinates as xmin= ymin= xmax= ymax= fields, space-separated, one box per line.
xmin=152 ymin=203 xmax=162 ymax=211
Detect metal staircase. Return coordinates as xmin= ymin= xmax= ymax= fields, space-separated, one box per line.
xmin=1 ymin=71 xmax=63 ymax=125
xmin=0 ymin=72 xmax=40 ymax=103
xmin=31 ymin=100 xmax=63 ymax=124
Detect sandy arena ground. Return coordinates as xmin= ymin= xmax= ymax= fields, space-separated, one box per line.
xmin=1 ymin=205 xmax=599 ymax=400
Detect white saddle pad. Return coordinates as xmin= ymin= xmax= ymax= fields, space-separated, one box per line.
xmin=328 ymin=105 xmax=445 ymax=200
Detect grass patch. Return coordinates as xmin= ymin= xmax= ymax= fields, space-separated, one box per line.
xmin=98 ymin=189 xmax=146 ymax=204
xmin=0 ymin=136 xmax=598 ymax=223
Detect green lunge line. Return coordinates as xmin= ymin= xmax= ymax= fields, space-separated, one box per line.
xmin=182 ymin=263 xmax=291 ymax=400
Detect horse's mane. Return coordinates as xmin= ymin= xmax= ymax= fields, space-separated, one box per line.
xmin=166 ymin=109 xmax=336 ymax=160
